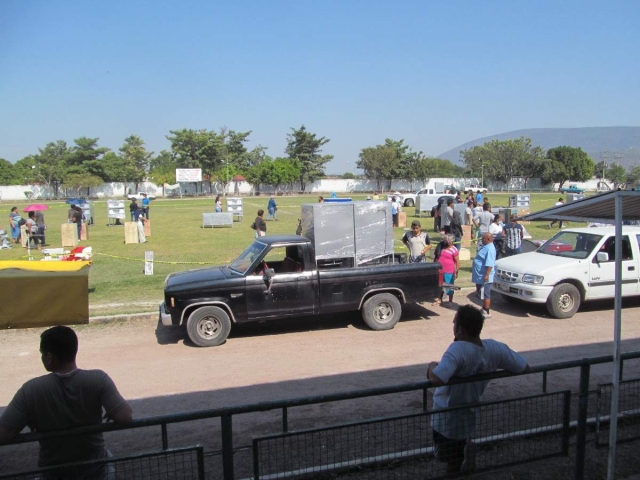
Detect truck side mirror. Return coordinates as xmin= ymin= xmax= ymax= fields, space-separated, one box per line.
xmin=596 ymin=251 xmax=609 ymax=263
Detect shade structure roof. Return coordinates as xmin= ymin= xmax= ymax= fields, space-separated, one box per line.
xmin=522 ymin=190 xmax=640 ymax=223
xmin=522 ymin=188 xmax=640 ymax=480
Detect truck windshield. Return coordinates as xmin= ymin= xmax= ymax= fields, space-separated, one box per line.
xmin=538 ymin=231 xmax=603 ymax=259
xmin=229 ymin=241 xmax=267 ymax=274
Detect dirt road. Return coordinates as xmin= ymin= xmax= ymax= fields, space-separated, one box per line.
xmin=2 ymin=293 xmax=640 ymax=477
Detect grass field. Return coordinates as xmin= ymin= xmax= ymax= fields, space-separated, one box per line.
xmin=1 ymin=192 xmax=587 ymax=316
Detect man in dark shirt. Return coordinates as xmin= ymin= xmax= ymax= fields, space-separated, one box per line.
xmin=0 ymin=326 xmax=132 ymax=473
xmin=72 ymin=206 xmax=83 ymax=240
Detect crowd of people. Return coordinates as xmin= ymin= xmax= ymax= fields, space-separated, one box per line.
xmin=402 ymin=189 xmax=530 ymax=317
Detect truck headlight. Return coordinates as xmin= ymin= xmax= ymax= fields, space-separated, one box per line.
xmin=522 ymin=274 xmax=544 ymax=284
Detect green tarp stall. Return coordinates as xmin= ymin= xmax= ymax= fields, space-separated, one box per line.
xmin=0 ymin=261 xmax=91 ymax=329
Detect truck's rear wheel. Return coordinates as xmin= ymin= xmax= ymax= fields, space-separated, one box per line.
xmin=186 ymin=306 xmax=231 ymax=347
xmin=546 ymin=283 xmax=580 ymax=319
xmin=405 ymin=198 xmax=415 ymax=207
xmin=362 ymin=293 xmax=402 ymax=330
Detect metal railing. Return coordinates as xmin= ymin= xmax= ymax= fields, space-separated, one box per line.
xmin=0 ymin=445 xmax=205 ymax=480
xmin=3 ymin=351 xmax=640 ymax=480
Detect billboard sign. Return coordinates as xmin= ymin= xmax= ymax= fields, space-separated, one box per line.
xmin=176 ymin=168 xmax=202 ymax=182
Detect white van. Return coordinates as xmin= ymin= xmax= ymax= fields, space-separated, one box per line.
xmin=493 ymin=227 xmax=640 ymax=318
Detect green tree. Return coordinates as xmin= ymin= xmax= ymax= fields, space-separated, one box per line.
xmin=357 ymin=145 xmax=399 ymax=192
xmin=461 ymin=137 xmax=544 ymax=187
xmin=66 ymin=137 xmax=110 ymax=180
xmin=543 ymin=146 xmax=594 ymax=187
xmin=285 ymin=125 xmax=333 ymax=191
xmin=63 ymin=172 xmax=103 ymax=197
xmin=29 ymin=140 xmax=71 ymax=196
xmin=118 ymin=135 xmax=153 ymax=189
xmin=626 ymin=165 xmax=640 ymax=187
xmin=608 ymin=164 xmax=626 ymax=188
xmin=594 ymin=160 xmax=608 ymax=179
xmin=14 ymin=157 xmax=38 ymax=184
xmin=341 ymin=172 xmax=356 ymax=179
xmin=148 ymin=151 xmax=178 ymax=196
xmin=166 ymin=128 xmax=225 ymax=193
xmin=101 ymin=152 xmax=127 ymax=183
xmin=0 ymin=158 xmax=19 ymax=185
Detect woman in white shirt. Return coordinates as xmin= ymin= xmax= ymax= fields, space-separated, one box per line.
xmin=489 ymin=214 xmax=504 ymax=259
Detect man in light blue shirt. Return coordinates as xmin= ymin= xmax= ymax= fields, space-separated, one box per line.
xmin=472 ymin=233 xmax=496 ymax=318
xmin=141 ymin=193 xmax=152 ymax=219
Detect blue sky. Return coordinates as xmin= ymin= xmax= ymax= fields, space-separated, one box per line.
xmin=1 ymin=0 xmax=638 ymax=173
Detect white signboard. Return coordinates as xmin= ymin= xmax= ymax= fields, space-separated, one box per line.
xmin=176 ymin=168 xmax=202 ymax=182
xmin=145 ymin=251 xmax=154 ymax=275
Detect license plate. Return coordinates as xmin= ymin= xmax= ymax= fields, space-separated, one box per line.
xmin=495 ymin=282 xmax=508 ymax=292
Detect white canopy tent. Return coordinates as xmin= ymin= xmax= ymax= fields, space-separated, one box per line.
xmin=522 ymin=190 xmax=640 ymax=480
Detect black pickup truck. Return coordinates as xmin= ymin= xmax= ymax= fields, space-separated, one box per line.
xmin=159 ymin=235 xmax=442 ymax=347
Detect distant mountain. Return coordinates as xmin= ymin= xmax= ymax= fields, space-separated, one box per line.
xmin=439 ymin=127 xmax=640 ymax=169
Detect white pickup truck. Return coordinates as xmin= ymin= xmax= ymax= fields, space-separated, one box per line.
xmin=392 ymin=184 xmax=448 ymax=207
xmin=493 ymin=227 xmax=640 ymax=318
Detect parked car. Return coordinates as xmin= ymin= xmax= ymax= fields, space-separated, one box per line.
xmin=127 ymin=192 xmax=156 ymax=200
xmin=493 ymin=227 xmax=640 ymax=318
xmin=463 ymin=184 xmax=488 ymax=193
xmin=558 ymin=185 xmax=585 ymax=194
xmin=159 ymin=235 xmax=443 ymax=346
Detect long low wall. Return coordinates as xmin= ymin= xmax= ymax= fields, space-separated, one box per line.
xmin=0 ymin=177 xmax=609 ymax=201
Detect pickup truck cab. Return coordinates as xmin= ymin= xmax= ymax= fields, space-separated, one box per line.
xmin=493 ymin=227 xmax=640 ymax=318
xmin=558 ymin=185 xmax=585 ymax=194
xmin=160 ymin=235 xmax=442 ymax=346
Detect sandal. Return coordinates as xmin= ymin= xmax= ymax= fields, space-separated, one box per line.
xmin=431 ymin=299 xmax=442 ymax=306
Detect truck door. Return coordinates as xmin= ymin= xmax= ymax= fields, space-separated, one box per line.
xmin=245 ymin=244 xmax=316 ymax=320
xmin=588 ymin=235 xmax=639 ymax=299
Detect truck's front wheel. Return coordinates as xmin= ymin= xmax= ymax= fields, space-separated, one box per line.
xmin=362 ymin=293 xmax=402 ymax=330
xmin=405 ymin=198 xmax=415 ymax=207
xmin=186 ymin=306 xmax=231 ymax=347
xmin=546 ymin=283 xmax=580 ymax=319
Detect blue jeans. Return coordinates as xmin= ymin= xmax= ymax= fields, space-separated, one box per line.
xmin=267 ymin=208 xmax=277 ymax=221
xmin=505 ymin=246 xmax=522 ymax=256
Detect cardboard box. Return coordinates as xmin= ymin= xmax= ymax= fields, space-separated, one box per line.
xmin=144 ymin=219 xmax=151 ymax=237
xmin=61 ymin=224 xmax=78 ymax=247
xmin=398 ymin=211 xmax=407 ymax=228
xmin=80 ymin=223 xmax=89 ymax=240
xmin=458 ymin=248 xmax=471 ymax=261
xmin=461 ymin=225 xmax=472 ymax=248
xmin=124 ymin=222 xmax=139 ymax=244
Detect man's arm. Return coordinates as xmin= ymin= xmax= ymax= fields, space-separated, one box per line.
xmin=484 ymin=266 xmax=492 ymax=283
xmin=0 ymin=425 xmax=19 ymax=445
xmin=426 ymin=361 xmax=445 ymax=387
xmin=107 ymin=403 xmax=133 ymax=424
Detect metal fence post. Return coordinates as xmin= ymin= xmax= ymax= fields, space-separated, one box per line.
xmin=221 ymin=414 xmax=234 ymax=480
xmin=562 ymin=390 xmax=571 ymax=455
xmin=575 ymin=363 xmax=590 ymax=480
xmin=283 ymin=407 xmax=288 ymax=432
xmin=197 ymin=446 xmax=206 ymax=480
